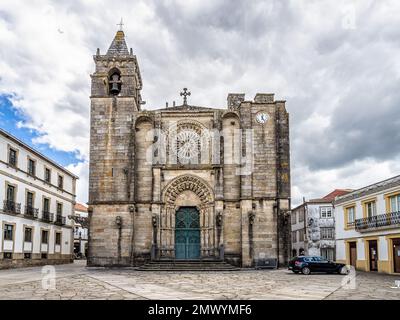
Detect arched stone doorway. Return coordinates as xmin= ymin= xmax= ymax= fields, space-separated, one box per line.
xmin=157 ymin=174 xmax=218 ymax=259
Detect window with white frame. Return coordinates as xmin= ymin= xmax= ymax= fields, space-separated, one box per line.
xmin=292 ymin=231 xmax=297 ymax=243
xmin=55 ymin=232 xmax=61 ymax=246
xmin=291 ymin=212 xmax=297 ymax=225
xmin=298 ymin=229 xmax=305 ymax=242
xmin=320 ymin=206 xmax=333 ymax=218
xmin=320 ymin=227 xmax=334 ymax=240
xmin=346 ymin=206 xmax=355 ymax=225
xmin=4 ymin=224 xmax=13 ymax=241
xmin=389 ymin=194 xmax=400 ymax=212
xmin=44 ymin=167 xmax=51 ymax=183
xmin=6 ymin=184 xmax=15 ymax=202
xmin=321 ymin=248 xmax=334 ymax=261
xmin=365 ymin=201 xmax=377 ymax=217
xmin=8 ymin=147 xmax=17 ymax=167
xmin=41 ymin=230 xmax=49 ymax=244
xmin=57 ymin=202 xmax=63 ymax=215
xmin=24 ymin=227 xmax=32 ymax=242
xmin=299 ymin=210 xmax=304 ymax=222
xmin=58 ymin=175 xmax=64 ymax=189
xmin=27 ymin=158 xmax=36 ymax=176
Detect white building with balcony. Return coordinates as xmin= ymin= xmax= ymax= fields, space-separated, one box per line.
xmin=335 ymin=175 xmax=400 ymax=274
xmin=291 ymin=189 xmax=351 ymax=261
xmin=73 ymin=203 xmax=88 ymax=258
xmin=0 ymin=128 xmax=78 ymax=268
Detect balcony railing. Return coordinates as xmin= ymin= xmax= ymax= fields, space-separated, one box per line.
xmin=41 ymin=211 xmax=54 ymax=223
xmin=55 ymin=214 xmax=66 ymax=226
xmin=24 ymin=205 xmax=38 ymax=218
xmin=355 ymin=211 xmax=400 ymax=231
xmin=3 ymin=200 xmax=21 ymax=214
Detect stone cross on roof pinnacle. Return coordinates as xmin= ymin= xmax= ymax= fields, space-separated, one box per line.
xmin=117 ymin=18 xmax=124 ymax=31
xmin=180 ymin=88 xmax=191 ymax=105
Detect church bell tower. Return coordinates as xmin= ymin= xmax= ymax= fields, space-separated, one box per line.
xmin=88 ymin=28 xmax=143 ymax=266
xmin=90 ymin=29 xmax=143 ymax=107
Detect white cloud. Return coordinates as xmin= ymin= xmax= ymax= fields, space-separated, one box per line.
xmin=66 ymin=160 xmax=88 ymax=205
xmin=291 ymin=156 xmax=400 ymax=206
xmin=0 ymin=0 xmax=399 ymax=205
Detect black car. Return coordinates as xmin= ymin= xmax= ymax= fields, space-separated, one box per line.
xmin=288 ymin=256 xmax=349 ymax=275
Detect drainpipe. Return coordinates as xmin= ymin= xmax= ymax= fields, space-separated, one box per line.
xmin=216 ymin=211 xmax=223 ymax=260
xmin=304 ymin=202 xmax=308 ymax=256
xmin=151 ymin=215 xmax=158 ymax=260
xmin=87 ymin=207 xmax=93 ymax=265
xmin=116 ymin=216 xmax=122 ymax=264
xmin=129 ymin=205 xmax=135 ymax=265
xmin=248 ymin=211 xmax=256 ymax=265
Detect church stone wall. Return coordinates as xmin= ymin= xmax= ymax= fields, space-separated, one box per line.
xmin=251 ymin=103 xmax=278 ymax=199
xmin=222 ymin=115 xmax=241 ymax=200
xmin=88 ymin=204 xmax=133 ymax=266
xmin=133 ymin=204 xmax=153 ymax=261
xmin=222 ymin=202 xmax=241 ymax=264
xmin=252 ymin=200 xmax=277 ymax=262
xmin=135 ymin=119 xmax=153 ymax=202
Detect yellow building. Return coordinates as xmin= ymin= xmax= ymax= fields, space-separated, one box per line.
xmin=335 ymin=175 xmax=400 ymax=274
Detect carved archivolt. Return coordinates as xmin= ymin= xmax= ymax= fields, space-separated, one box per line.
xmin=163 ymin=174 xmax=213 ymax=205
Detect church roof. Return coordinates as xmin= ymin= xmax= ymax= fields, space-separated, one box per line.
xmin=107 ymin=30 xmax=130 ymax=56
xmin=75 ymin=203 xmax=88 ymax=212
xmin=153 ymin=104 xmax=223 ymax=112
xmin=322 ymin=189 xmax=353 ymax=201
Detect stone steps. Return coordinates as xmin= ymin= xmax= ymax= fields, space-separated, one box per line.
xmin=137 ymin=260 xmax=240 ymax=271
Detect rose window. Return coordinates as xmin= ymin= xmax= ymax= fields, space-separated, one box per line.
xmin=173 ymin=129 xmax=200 ymax=161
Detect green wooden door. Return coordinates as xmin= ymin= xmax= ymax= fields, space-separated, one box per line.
xmin=175 ymin=207 xmax=200 ymax=259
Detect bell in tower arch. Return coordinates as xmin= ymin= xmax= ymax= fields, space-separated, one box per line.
xmin=109 ymin=72 xmax=121 ymax=95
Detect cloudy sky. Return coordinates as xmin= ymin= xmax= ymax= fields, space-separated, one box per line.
xmin=1 ymin=0 xmax=400 ymax=206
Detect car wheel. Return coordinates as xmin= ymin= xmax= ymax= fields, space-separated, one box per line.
xmin=339 ymin=266 xmax=350 ymax=275
xmin=301 ymin=267 xmax=311 ymax=275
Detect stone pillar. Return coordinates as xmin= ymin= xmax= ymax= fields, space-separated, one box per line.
xmin=153 ymin=167 xmax=161 ymax=202
xmin=214 ymin=200 xmax=224 ymax=258
xmin=200 ymin=207 xmax=205 ymax=257
xmin=241 ymin=200 xmax=253 ymax=267
xmin=151 ymin=203 xmax=160 ymax=260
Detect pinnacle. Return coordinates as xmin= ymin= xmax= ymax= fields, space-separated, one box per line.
xmin=106 ymin=30 xmax=130 ymax=56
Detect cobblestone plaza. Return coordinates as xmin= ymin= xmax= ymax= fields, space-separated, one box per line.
xmin=0 ymin=261 xmax=399 ymax=300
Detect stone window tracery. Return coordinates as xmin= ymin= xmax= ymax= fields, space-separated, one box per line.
xmin=167 ymin=121 xmax=210 ymax=165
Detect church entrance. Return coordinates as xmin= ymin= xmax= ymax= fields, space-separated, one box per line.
xmin=175 ymin=207 xmax=200 ymax=259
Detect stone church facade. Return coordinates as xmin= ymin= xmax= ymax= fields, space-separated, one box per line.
xmin=87 ymin=30 xmax=291 ymax=268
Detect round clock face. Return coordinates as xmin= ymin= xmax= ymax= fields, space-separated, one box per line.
xmin=256 ymin=112 xmax=269 ymax=124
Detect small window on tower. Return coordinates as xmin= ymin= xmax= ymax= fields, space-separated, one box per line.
xmin=109 ymin=71 xmax=121 ymax=95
